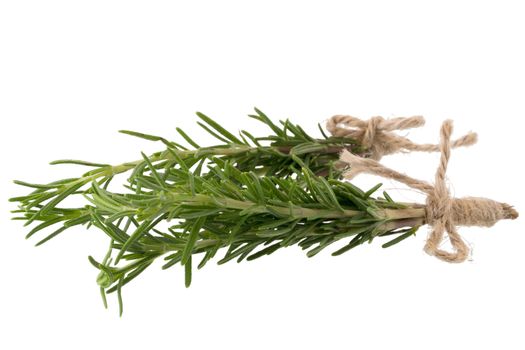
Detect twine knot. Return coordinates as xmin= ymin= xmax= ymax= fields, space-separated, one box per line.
xmin=339 ymin=120 xmax=518 ymax=263
xmin=326 ymin=114 xmax=477 ymax=164
xmin=360 ymin=116 xmax=384 ymax=150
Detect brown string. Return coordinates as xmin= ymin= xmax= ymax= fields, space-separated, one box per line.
xmin=339 ymin=120 xmax=518 ymax=263
xmin=326 ymin=115 xmax=478 ymax=163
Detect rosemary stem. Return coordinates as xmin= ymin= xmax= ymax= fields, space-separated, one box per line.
xmin=163 ymin=192 xmax=426 ymax=221
xmin=63 ymin=141 xmax=359 ymax=191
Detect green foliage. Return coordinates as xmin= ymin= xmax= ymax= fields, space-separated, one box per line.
xmin=10 ymin=108 xmax=424 ymax=315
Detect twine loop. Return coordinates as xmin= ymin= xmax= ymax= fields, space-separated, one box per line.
xmin=326 ymin=114 xmax=478 ymax=163
xmin=339 ymin=120 xmax=518 ymax=263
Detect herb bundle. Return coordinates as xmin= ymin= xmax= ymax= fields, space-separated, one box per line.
xmin=10 ymin=110 xmax=517 ymax=315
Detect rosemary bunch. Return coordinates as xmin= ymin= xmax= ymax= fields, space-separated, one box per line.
xmin=10 ymin=111 xmax=518 ymax=316
xmin=10 ymin=109 xmax=425 ymax=315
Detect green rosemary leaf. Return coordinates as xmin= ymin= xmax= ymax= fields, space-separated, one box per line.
xmin=88 ymin=256 xmax=102 ymax=270
xmin=35 ymin=226 xmax=68 ymax=246
xmin=100 ymin=287 xmax=108 ymax=309
xmin=280 ymin=119 xmax=290 ymax=140
xmin=301 ymin=167 xmax=319 ymax=203
xmin=281 ymin=120 xmax=304 ymax=140
xmin=133 ymin=177 xmax=165 ymax=192
xmin=166 ymin=148 xmax=189 ymax=172
xmin=364 ymin=183 xmax=383 ymax=199
xmin=117 ymin=278 xmax=124 ymax=317
xmin=141 ymin=152 xmax=166 ymax=189
xmin=105 ymin=210 xmax=136 ymax=224
xmin=50 ymin=159 xmax=110 ymax=167
xmin=246 ymin=242 xmax=281 ymax=261
xmin=317 ymin=176 xmax=345 ymax=212
xmin=218 ymin=241 xmax=260 ymax=264
xmin=92 ymin=213 xmax=129 ymax=244
xmin=102 ymin=240 xmax=114 ymax=265
xmin=196 ymin=121 xmax=231 ymax=144
xmin=249 ymin=107 xmax=283 ymax=137
xmin=162 ymin=252 xmax=182 ymax=270
xmin=247 ymin=172 xmax=265 ymax=203
xmin=295 ymin=125 xmax=315 ymax=142
xmin=185 ymin=255 xmax=192 ymax=287
xmin=383 ymin=191 xmax=394 ymax=203
xmin=318 ymin=123 xmax=329 ymax=139
xmin=331 ymin=231 xmax=369 ymax=256
xmin=117 ymin=259 xmax=154 ymax=289
xmin=90 ymin=182 xmax=126 ymax=212
xmin=115 ymin=219 xmax=153 ymax=263
xmin=40 ymin=182 xmax=84 ymax=215
xmin=342 ymin=191 xmax=369 ymax=211
xmin=333 ymin=225 xmax=371 ymax=240
xmin=197 ymin=247 xmax=217 ymax=269
xmin=330 ymin=179 xmax=365 ymax=198
xmin=101 ymin=175 xmax=114 ymax=190
xmin=119 ymin=130 xmax=165 ymax=142
xmin=182 ymin=217 xmax=206 ymax=265
xmin=176 ymin=127 xmax=201 ymax=149
xmin=196 ymin=112 xmax=243 ymax=144
xmin=99 ymin=258 xmax=153 ymax=296
xmin=25 ymin=216 xmax=66 ymax=239
xmin=306 ymin=236 xmax=334 ymax=257
xmin=12 ymin=180 xmax=62 ymax=189
xmin=382 ymin=226 xmax=419 ymax=248
xmin=240 ymin=130 xmax=261 ymax=146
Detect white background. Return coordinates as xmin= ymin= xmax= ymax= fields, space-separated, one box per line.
xmin=1 ymin=1 xmax=523 ymax=349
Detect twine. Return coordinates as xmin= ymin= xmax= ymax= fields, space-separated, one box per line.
xmin=326 ymin=115 xmax=478 ymax=164
xmin=339 ymin=120 xmax=518 ymax=263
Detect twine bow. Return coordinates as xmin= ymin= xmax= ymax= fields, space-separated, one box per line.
xmin=326 ymin=114 xmax=478 ymax=164
xmin=339 ymin=120 xmax=518 ymax=263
